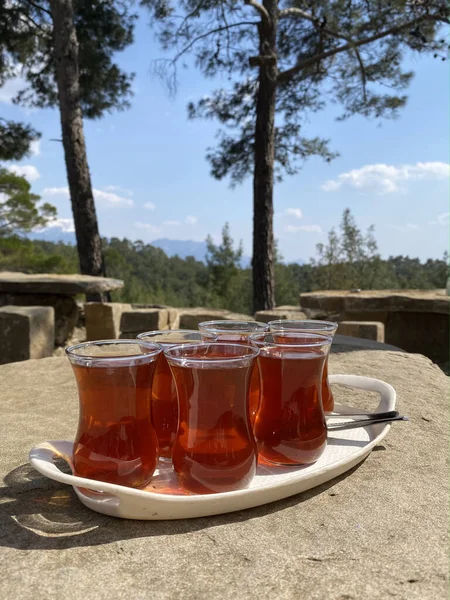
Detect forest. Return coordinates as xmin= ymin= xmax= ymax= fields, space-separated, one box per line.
xmin=0 ymin=210 xmax=446 ymax=315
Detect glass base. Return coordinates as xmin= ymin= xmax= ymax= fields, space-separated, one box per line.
xmin=158 ymin=455 xmax=172 ymax=463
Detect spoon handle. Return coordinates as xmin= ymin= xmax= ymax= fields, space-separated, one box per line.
xmin=327 ymin=415 xmax=409 ymax=431
xmin=327 ymin=410 xmax=399 ymax=420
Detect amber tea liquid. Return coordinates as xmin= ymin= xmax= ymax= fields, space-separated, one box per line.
xmin=72 ymin=360 xmax=159 ymax=488
xmin=209 ymin=332 xmax=261 ymax=425
xmin=255 ymin=347 xmax=327 ymax=465
xmin=151 ymin=352 xmax=178 ymax=459
xmin=169 ymin=352 xmax=257 ymax=494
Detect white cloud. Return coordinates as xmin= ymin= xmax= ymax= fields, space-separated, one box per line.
xmin=388 ymin=223 xmax=420 ymax=232
xmin=9 ymin=164 xmax=40 ymax=181
xmin=43 ymin=187 xmax=70 ymax=198
xmin=185 ymin=215 xmax=198 ymax=225
xmin=104 ymin=185 xmax=134 ymax=197
xmin=285 ymin=224 xmax=322 ymax=233
xmin=134 ymin=222 xmax=161 ymax=234
xmin=29 ymin=140 xmax=40 ymax=156
xmin=284 ymin=208 xmax=303 ymax=219
xmin=0 ymin=76 xmax=24 ymax=104
xmin=437 ymin=212 xmax=449 ymax=225
xmin=94 ymin=189 xmax=134 ymax=207
xmin=143 ymin=202 xmax=156 ymax=211
xmin=43 ymin=186 xmax=134 ymax=207
xmin=163 ymin=220 xmax=181 ymax=226
xmin=322 ymin=162 xmax=450 ymax=194
xmin=37 ymin=218 xmax=75 ymax=233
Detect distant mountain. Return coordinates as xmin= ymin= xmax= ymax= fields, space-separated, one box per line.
xmin=27 ymin=229 xmax=254 ymax=266
xmin=28 ymin=228 xmax=76 ymax=245
xmin=151 ymin=238 xmax=209 ymax=262
xmin=151 ymin=238 xmax=251 ymax=267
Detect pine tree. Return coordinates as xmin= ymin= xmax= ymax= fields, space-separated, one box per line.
xmin=143 ymin=0 xmax=449 ymax=310
xmin=0 ymin=0 xmax=137 ymax=290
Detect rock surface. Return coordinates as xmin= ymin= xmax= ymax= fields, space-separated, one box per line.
xmin=337 ymin=320 xmax=385 ymax=342
xmin=300 ymin=289 xmax=449 ymax=315
xmin=84 ymin=302 xmax=132 ymax=341
xmin=0 ymin=305 xmax=54 ymax=363
xmin=120 ymin=308 xmax=170 ymax=334
xmin=254 ymin=308 xmax=307 ymax=323
xmin=0 ymin=272 xmax=124 ymax=295
xmin=178 ymin=308 xmax=254 ymax=330
xmin=301 ymin=289 xmax=449 ymax=365
xmin=0 ymin=292 xmax=78 ymax=345
xmin=0 ymin=337 xmax=448 ymax=599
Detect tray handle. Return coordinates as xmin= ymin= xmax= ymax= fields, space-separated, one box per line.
xmin=329 ymin=374 xmax=396 ymax=413
xmin=29 ymin=441 xmax=135 ymax=498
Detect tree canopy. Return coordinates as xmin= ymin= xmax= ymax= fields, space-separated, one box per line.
xmin=0 ymin=168 xmax=56 ymax=235
xmin=143 ymin=0 xmax=449 ymax=311
xmin=0 ymin=0 xmax=136 ymax=117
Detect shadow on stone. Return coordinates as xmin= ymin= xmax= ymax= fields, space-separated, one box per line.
xmin=0 ymin=460 xmax=365 ymax=551
xmin=331 ymin=335 xmax=402 ymax=354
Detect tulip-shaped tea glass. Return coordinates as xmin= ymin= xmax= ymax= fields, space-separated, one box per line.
xmin=268 ymin=320 xmax=338 ymax=412
xmin=198 ymin=321 xmax=268 ymax=425
xmin=164 ymin=342 xmax=260 ymax=494
xmin=66 ymin=340 xmax=161 ymax=488
xmin=250 ymin=332 xmax=332 ymax=466
xmin=136 ymin=330 xmax=216 ymax=459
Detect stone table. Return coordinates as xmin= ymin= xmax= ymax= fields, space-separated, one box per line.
xmin=0 ymin=272 xmax=124 ymax=345
xmin=0 ymin=336 xmax=448 ymax=600
xmin=300 ymin=289 xmax=450 ymax=366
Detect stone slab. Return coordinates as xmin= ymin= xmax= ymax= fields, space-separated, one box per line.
xmin=384 ymin=311 xmax=449 ymax=364
xmin=300 ymin=289 xmax=449 ymax=315
xmin=178 ymin=308 xmax=254 ymax=330
xmin=0 ymin=292 xmax=78 ymax=346
xmin=120 ymin=309 xmax=170 ymax=334
xmin=0 ymin=339 xmax=448 ymax=599
xmin=84 ymin=303 xmax=132 ymax=341
xmin=0 ymin=305 xmax=54 ymax=364
xmin=337 ymin=321 xmax=385 ymax=342
xmin=254 ymin=309 xmax=307 ymax=323
xmin=0 ymin=272 xmax=124 ymax=296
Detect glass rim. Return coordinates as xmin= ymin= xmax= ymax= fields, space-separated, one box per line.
xmin=267 ymin=319 xmax=338 ymax=332
xmin=250 ymin=331 xmax=332 ymax=348
xmin=65 ymin=339 xmax=162 ymax=362
xmin=198 ymin=320 xmax=269 ymax=333
xmin=137 ymin=329 xmax=216 ymax=341
xmin=163 ymin=342 xmax=260 ymax=364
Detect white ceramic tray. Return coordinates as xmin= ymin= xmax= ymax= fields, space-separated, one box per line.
xmin=29 ymin=374 xmax=396 ymax=520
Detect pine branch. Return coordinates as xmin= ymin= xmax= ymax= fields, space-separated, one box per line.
xmin=278 ymin=13 xmax=447 ymax=83
xmin=176 ymin=0 xmax=208 ymax=35
xmin=244 ymin=0 xmax=271 ymax=28
xmin=22 ymin=0 xmax=52 ymax=17
xmin=171 ymin=21 xmax=259 ymax=64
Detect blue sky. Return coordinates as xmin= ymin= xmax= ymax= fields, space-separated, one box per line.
xmin=1 ymin=13 xmax=448 ymax=263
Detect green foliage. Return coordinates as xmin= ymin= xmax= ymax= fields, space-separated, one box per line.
xmin=206 ymin=223 xmax=244 ymax=304
xmin=0 ymin=119 xmax=40 ymax=161
xmin=0 ymin=236 xmax=77 ymax=273
xmin=0 ymin=212 xmax=446 ymax=311
xmin=0 ymin=0 xmax=137 ymax=118
xmin=143 ymin=0 xmax=449 ymax=184
xmin=0 ymin=168 xmax=56 ymax=235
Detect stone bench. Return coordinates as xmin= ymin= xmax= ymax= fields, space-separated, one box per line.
xmin=300 ymin=289 xmax=449 ymax=365
xmin=255 ymin=306 xmax=307 ymax=323
xmin=176 ymin=308 xmax=254 ymax=330
xmin=0 ymin=272 xmax=123 ymax=346
xmin=337 ymin=320 xmax=385 ymax=342
xmin=0 ymin=305 xmax=54 ymax=364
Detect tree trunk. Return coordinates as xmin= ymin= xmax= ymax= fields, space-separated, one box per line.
xmin=49 ymin=0 xmax=105 ymax=301
xmin=252 ymin=0 xmax=278 ymax=312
